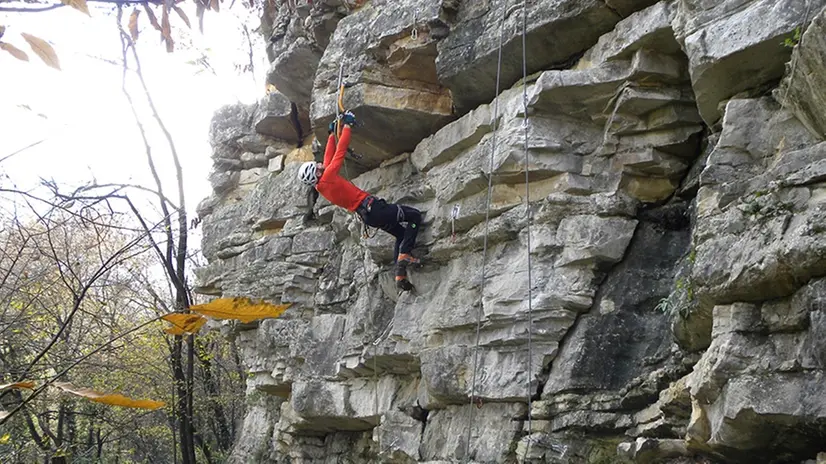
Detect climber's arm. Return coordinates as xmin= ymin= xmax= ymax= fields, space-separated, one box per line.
xmin=326 ymin=125 xmax=351 ymax=176
xmin=322 ymin=132 xmax=337 ymax=167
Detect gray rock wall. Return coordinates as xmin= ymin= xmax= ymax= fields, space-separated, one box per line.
xmin=198 ymin=1 xmax=826 ymax=462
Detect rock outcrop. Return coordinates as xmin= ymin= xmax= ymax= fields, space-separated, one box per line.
xmin=198 ymin=1 xmax=826 ymax=462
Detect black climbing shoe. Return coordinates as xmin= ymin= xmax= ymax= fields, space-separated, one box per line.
xmin=395 ymin=260 xmax=414 ymax=292
xmin=396 ymin=277 xmax=414 ymax=292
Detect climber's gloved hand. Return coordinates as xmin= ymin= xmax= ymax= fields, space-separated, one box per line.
xmin=327 ymin=111 xmax=358 ymax=134
xmin=340 ymin=111 xmax=357 ymax=126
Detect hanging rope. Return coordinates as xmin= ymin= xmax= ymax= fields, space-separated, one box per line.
xmin=462 ymin=2 xmax=508 ymax=461
xmin=519 ymin=0 xmax=535 ymax=456
xmin=371 ymin=273 xmax=382 ymax=454
xmin=352 ymin=241 xmax=383 ymax=454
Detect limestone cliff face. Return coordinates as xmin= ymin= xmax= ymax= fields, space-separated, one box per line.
xmin=196 ymin=1 xmax=826 ymax=462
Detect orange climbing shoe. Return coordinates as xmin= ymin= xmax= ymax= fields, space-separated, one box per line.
xmin=397 ymin=253 xmax=420 ymax=265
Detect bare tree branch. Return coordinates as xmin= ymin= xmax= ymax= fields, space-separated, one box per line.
xmin=0 ymin=0 xmax=163 ymax=13
xmin=0 ymin=139 xmax=47 ymax=164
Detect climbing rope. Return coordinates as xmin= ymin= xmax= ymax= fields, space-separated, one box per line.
xmin=463 ymin=0 xmax=535 ymax=460
xmin=352 ymin=237 xmax=383 ymax=454
xmin=370 ymin=263 xmax=382 ymax=454
xmin=520 ymin=0 xmax=535 ymax=455
xmin=463 ymin=1 xmax=508 ymax=461
xmin=334 ymin=61 xmax=383 ymax=454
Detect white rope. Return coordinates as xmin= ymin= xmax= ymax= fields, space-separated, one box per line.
xmin=462 ymin=1 xmax=509 ymax=461
xmin=519 ymin=0 xmax=535 ymax=456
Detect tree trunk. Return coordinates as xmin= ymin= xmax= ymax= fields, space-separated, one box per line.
xmin=172 ymin=336 xmax=195 ymax=464
xmin=66 ymin=409 xmax=77 ymax=459
xmin=196 ymin=338 xmax=233 ymax=450
xmin=186 ymin=334 xmax=196 ymax=460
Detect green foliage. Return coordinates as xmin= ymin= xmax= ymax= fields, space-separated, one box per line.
xmin=655 ymin=297 xmax=670 ymax=313
xmin=783 ymin=26 xmax=802 ymax=48
xmin=658 ymin=274 xmax=696 ymax=318
xmin=0 ymin=202 xmax=245 ymax=464
xmin=739 ymin=189 xmax=795 ymax=220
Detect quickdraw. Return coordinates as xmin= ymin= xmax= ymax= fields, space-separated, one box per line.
xmin=411 ymin=7 xmax=419 ymax=40
xmin=451 ymin=204 xmax=460 ymax=243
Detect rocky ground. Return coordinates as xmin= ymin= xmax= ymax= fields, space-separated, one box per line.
xmin=196 ymin=0 xmax=826 ymax=462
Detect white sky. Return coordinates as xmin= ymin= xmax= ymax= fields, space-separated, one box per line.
xmin=0 ymin=2 xmax=268 ymax=218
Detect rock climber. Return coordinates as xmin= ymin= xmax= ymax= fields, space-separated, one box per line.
xmin=298 ymin=111 xmax=422 ymax=291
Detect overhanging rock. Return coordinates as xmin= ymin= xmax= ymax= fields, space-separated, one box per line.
xmin=672 ymin=0 xmax=826 ymax=125
xmin=776 ymin=6 xmax=826 ymax=140
xmin=310 ymin=0 xmax=456 ymax=168
xmin=435 ymin=0 xmax=661 ymax=113
xmin=253 ymin=91 xmax=311 ymax=144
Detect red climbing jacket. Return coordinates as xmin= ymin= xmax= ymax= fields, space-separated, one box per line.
xmin=315 ymin=125 xmax=369 ymax=212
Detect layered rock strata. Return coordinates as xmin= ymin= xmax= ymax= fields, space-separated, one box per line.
xmin=198 ymin=1 xmax=826 ymax=462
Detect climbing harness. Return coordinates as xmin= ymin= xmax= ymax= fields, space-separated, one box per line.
xmin=356 ymin=196 xmax=378 ymax=239
xmin=451 ymin=204 xmax=460 ymax=243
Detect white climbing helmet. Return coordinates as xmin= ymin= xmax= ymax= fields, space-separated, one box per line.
xmin=298 ymin=161 xmax=319 ymax=185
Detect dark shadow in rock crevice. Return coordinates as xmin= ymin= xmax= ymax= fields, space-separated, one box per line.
xmin=543 ymin=203 xmax=691 ymax=397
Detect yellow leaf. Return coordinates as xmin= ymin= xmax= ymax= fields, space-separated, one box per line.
xmin=54 ymin=382 xmax=165 ymax=410
xmin=128 ymin=9 xmax=141 ymax=41
xmin=161 ymin=4 xmax=173 ymax=52
xmin=20 ymin=33 xmax=60 ymax=70
xmin=0 ymin=42 xmax=29 ymax=62
xmin=61 ymin=0 xmax=90 ymax=16
xmin=161 ymin=313 xmax=206 ymax=335
xmin=172 ymin=5 xmax=191 ymax=28
xmin=0 ymin=433 xmax=9 ymax=444
xmin=191 ymin=297 xmax=290 ymax=323
xmin=164 ymin=326 xmax=186 ymax=335
xmin=0 ymin=381 xmax=35 ymax=391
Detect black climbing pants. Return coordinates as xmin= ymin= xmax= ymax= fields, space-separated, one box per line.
xmin=357 ymin=197 xmax=422 ymax=260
